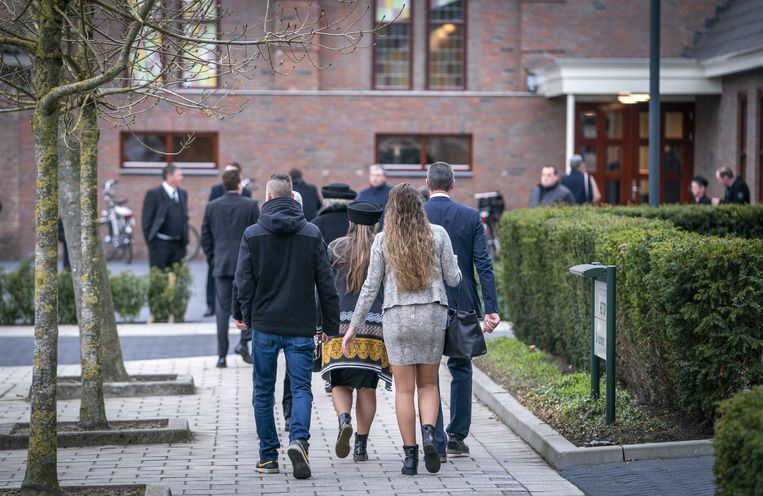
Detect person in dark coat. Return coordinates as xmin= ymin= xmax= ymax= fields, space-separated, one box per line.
xmin=691 ymin=175 xmax=712 ymax=205
xmin=528 ymin=166 xmax=575 ymax=207
xmin=561 ymin=155 xmax=601 ymax=204
xmin=357 ymin=165 xmax=393 ymax=208
xmin=423 ymin=162 xmax=500 ymax=460
xmin=715 ymin=166 xmax=750 ymax=205
xmin=312 ymin=183 xmax=357 ymax=245
xmin=141 ymin=165 xmax=189 ymax=269
xmin=289 ymin=168 xmax=322 ymax=221
xmin=202 ymin=170 xmax=260 ymax=368
xmin=235 ymin=173 xmax=340 ymax=479
xmin=205 ymin=162 xmax=253 ymax=316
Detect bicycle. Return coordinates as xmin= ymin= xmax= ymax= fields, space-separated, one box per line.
xmin=99 ymin=180 xmax=135 ymax=263
xmin=474 ymin=191 xmax=504 ymax=261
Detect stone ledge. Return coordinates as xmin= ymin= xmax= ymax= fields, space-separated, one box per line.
xmin=48 ymin=374 xmax=195 ymax=400
xmin=472 ymin=364 xmax=713 ymax=469
xmin=0 ymin=484 xmax=171 ymax=495
xmin=0 ymin=418 xmax=191 ymax=450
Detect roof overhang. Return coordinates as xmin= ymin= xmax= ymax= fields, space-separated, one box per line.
xmin=532 ymin=58 xmax=723 ymax=98
xmin=700 ymin=47 xmax=763 ymax=78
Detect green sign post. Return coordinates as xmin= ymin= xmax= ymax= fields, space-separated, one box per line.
xmin=569 ymin=262 xmax=617 ymax=424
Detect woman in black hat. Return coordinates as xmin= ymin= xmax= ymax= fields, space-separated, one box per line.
xmin=312 ymin=183 xmax=357 ymax=245
xmin=320 ymin=200 xmax=391 ymax=463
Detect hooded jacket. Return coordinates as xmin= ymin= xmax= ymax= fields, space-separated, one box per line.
xmin=235 ymin=196 xmax=340 ymax=337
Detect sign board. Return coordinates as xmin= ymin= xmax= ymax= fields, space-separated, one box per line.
xmin=594 ymin=280 xmax=607 ymax=359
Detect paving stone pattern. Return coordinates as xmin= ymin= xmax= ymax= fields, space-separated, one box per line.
xmin=0 ymin=354 xmax=582 ymax=495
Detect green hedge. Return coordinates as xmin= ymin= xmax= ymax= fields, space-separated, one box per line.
xmin=604 ymin=204 xmax=763 ymax=238
xmin=148 ymin=263 xmax=191 ymax=323
xmin=58 ymin=268 xmax=77 ymax=324
xmin=110 ymin=272 xmax=148 ymax=322
xmin=500 ymin=207 xmax=763 ymax=427
xmin=714 ymin=386 xmax=763 ymax=495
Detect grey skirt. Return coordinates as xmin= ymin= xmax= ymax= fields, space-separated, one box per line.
xmin=382 ymin=303 xmax=448 ymax=366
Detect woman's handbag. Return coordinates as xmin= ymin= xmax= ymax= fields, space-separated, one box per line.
xmin=443 ymin=284 xmax=487 ymax=359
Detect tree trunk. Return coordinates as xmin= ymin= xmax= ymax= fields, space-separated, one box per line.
xmin=22 ymin=1 xmax=65 ymax=492
xmin=99 ymin=268 xmax=129 ymax=382
xmin=58 ymin=118 xmax=83 ymax=322
xmin=77 ymin=98 xmax=108 ymax=430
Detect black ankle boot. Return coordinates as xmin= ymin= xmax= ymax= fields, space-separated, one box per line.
xmin=402 ymin=445 xmax=418 ymax=475
xmin=353 ymin=433 xmax=369 ymax=462
xmin=335 ymin=413 xmax=353 ymax=459
xmin=421 ymin=424 xmax=441 ymax=473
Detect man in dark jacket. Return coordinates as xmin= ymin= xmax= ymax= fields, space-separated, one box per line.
xmin=561 ymin=155 xmax=601 ymax=204
xmin=357 ymin=164 xmax=393 ymax=207
xmin=205 ymin=162 xmax=253 ymax=316
xmin=528 ymin=166 xmax=575 ymax=207
xmin=312 ymin=183 xmax=356 ymax=245
xmin=424 ymin=162 xmax=500 ymax=461
xmin=289 ymin=168 xmax=322 ymax=221
xmin=142 ymin=165 xmax=189 ymax=269
xmin=202 ymin=170 xmax=260 ymax=368
xmin=236 ymin=172 xmax=340 ymax=480
xmin=715 ymin=166 xmax=750 ymax=204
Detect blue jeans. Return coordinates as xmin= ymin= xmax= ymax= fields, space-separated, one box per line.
xmin=251 ymin=330 xmax=314 ymax=461
xmin=434 ymin=357 xmax=473 ymax=453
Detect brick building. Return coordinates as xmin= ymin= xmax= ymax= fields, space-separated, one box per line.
xmin=1 ymin=0 xmax=761 ymax=259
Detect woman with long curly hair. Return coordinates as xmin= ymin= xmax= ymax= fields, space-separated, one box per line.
xmin=321 ymin=201 xmax=392 ymax=463
xmin=343 ymin=183 xmax=461 ymax=476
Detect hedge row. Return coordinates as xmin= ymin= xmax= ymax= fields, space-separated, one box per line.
xmin=500 ymin=207 xmax=763 ymax=427
xmin=0 ymin=262 xmax=189 ymax=324
xmin=714 ymin=386 xmax=763 ymax=495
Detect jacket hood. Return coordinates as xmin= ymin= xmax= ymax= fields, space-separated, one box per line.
xmin=258 ymin=197 xmax=307 ymax=234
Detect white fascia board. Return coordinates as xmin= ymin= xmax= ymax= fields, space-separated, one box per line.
xmin=700 ymin=48 xmax=763 ymax=78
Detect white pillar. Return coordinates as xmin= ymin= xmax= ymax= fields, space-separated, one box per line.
xmin=565 ymin=93 xmax=575 ymax=174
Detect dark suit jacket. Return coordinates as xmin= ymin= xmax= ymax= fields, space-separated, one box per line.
xmin=292 ymin=179 xmax=322 ymax=221
xmin=201 ymin=192 xmax=260 ymax=277
xmin=424 ymin=195 xmax=498 ymax=318
xmin=209 ymin=183 xmax=252 ymax=202
xmin=141 ymin=186 xmax=189 ymax=244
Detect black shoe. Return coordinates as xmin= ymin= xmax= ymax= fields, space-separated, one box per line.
xmin=204 ymin=306 xmax=215 ymax=317
xmin=446 ymin=434 xmax=470 ymax=456
xmin=353 ymin=433 xmax=369 ymax=462
xmin=402 ymin=445 xmax=418 ymax=475
xmin=256 ymin=459 xmax=279 ymax=474
xmin=234 ymin=342 xmax=252 ymax=364
xmin=287 ymin=439 xmax=311 ymax=479
xmin=284 ymin=416 xmax=291 ymax=432
xmin=216 ymin=357 xmax=227 ymax=368
xmin=439 ymin=452 xmax=447 ymax=464
xmin=335 ymin=413 xmax=353 ymax=459
xmin=421 ymin=424 xmax=441 ymax=473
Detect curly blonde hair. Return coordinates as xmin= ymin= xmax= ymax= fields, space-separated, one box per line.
xmin=383 ymin=183 xmax=435 ymax=292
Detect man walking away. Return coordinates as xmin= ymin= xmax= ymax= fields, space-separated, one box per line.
xmin=714 ymin=166 xmax=750 ymax=205
xmin=528 ymin=166 xmax=575 ymax=207
xmin=561 ymin=154 xmax=601 ymax=204
xmin=142 ymin=165 xmax=189 ymax=269
xmin=205 ymin=162 xmax=253 ymax=316
xmin=202 ymin=169 xmax=260 ymax=368
xmin=289 ymin=168 xmax=322 ymax=221
xmin=424 ymin=162 xmax=500 ymax=460
xmin=236 ymin=173 xmax=340 ymax=479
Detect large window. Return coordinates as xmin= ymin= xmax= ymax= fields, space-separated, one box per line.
xmin=179 ymin=0 xmax=219 ymax=88
xmin=759 ymin=90 xmax=763 ymax=202
xmin=427 ymin=0 xmax=466 ymax=90
xmin=373 ymin=0 xmax=412 ymax=89
xmin=121 ymin=132 xmax=218 ymax=170
xmin=377 ymin=134 xmax=471 ymax=172
xmin=738 ymin=93 xmax=748 ymax=180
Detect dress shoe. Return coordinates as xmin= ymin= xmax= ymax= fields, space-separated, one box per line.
xmin=421 ymin=424 xmax=441 ymax=473
xmin=203 ymin=306 xmax=215 ymax=317
xmin=234 ymin=341 xmax=253 ymax=364
xmin=335 ymin=413 xmax=353 ymax=459
xmin=401 ymin=445 xmax=418 ymax=475
xmin=216 ymin=357 xmax=226 ymax=368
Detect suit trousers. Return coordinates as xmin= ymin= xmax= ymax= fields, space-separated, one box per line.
xmin=148 ymin=239 xmax=185 ymax=269
xmin=206 ymin=258 xmax=216 ymax=309
xmin=215 ymin=275 xmax=243 ymax=357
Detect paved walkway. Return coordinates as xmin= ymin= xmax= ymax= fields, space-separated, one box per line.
xmin=0 ymin=351 xmax=582 ymax=495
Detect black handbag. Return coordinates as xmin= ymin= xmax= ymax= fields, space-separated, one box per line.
xmin=312 ymin=333 xmax=323 ymax=373
xmin=443 ymin=284 xmax=487 ymax=359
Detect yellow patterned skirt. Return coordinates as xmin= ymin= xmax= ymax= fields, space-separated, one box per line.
xmin=321 ymin=323 xmax=392 ymax=391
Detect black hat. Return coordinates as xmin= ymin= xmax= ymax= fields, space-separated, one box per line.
xmin=321 ymin=183 xmax=357 ymax=200
xmin=348 ymin=200 xmax=383 ymax=226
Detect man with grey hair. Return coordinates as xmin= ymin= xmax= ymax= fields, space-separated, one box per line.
xmin=561 ymin=155 xmax=600 ymax=204
xmin=423 ymin=161 xmax=500 ymax=460
xmin=236 ymin=172 xmax=340 ymax=479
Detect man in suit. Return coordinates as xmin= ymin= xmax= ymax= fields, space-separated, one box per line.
xmin=424 ymin=161 xmax=501 ymax=460
xmin=142 ymin=164 xmax=189 ymax=269
xmin=202 ymin=169 xmax=260 ymax=368
xmin=205 ymin=162 xmax=253 ymax=316
xmin=289 ymin=168 xmax=322 ymax=221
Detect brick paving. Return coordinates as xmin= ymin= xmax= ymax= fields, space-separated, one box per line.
xmin=0 ymin=350 xmax=582 ymax=495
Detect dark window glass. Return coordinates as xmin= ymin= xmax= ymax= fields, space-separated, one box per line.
xmin=378 ymin=136 xmax=422 ymax=165
xmin=664 ymin=145 xmax=681 ymax=173
xmin=121 ymin=132 xmax=217 ymax=169
xmin=123 ymin=134 xmax=167 ymax=163
xmin=427 ymin=136 xmax=469 ymax=165
xmin=664 ymin=179 xmax=681 ymax=204
xmin=428 ymin=0 xmax=465 ymax=90
xmin=173 ymin=135 xmax=215 ymax=163
xmin=378 ymin=134 xmax=471 ymax=171
xmin=374 ymin=1 xmax=411 ymax=89
xmin=606 ymin=180 xmax=620 ymax=204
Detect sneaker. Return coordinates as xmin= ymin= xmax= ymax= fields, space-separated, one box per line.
xmin=256 ymin=460 xmax=279 ymax=474
xmin=287 ymin=439 xmax=311 ymax=479
xmin=446 ymin=434 xmax=470 ymax=456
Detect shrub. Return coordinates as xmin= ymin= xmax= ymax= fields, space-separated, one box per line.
xmin=110 ymin=272 xmax=147 ymax=322
xmin=57 ymin=268 xmax=77 ymax=324
xmin=714 ymin=386 xmax=763 ymax=496
xmin=6 ymin=261 xmax=34 ymax=324
xmin=148 ymin=263 xmax=191 ymax=323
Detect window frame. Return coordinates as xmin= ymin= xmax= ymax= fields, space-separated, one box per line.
xmin=120 ymin=131 xmax=219 ymax=170
xmin=738 ymin=92 xmax=748 ymax=180
xmin=372 ymin=0 xmax=413 ymax=91
xmin=375 ymin=133 xmax=473 ymax=174
xmin=758 ymin=89 xmax=763 ymax=202
xmin=426 ymin=0 xmax=468 ymax=91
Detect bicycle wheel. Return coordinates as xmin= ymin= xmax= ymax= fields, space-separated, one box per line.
xmin=185 ymin=225 xmax=202 ymax=262
xmin=99 ymin=221 xmax=122 ymax=261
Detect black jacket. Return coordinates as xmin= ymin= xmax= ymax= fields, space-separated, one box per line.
xmin=721 ymin=177 xmax=750 ymax=205
xmin=209 ymin=183 xmax=252 ymax=202
xmin=201 ymin=192 xmax=260 ymax=277
xmin=312 ymin=205 xmax=349 ymax=245
xmin=141 ymin=185 xmax=189 ymax=244
xmin=292 ymin=179 xmax=322 ymax=221
xmin=235 ymin=197 xmax=340 ymax=337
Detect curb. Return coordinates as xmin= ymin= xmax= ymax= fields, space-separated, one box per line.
xmin=471 ymin=364 xmax=713 ymax=469
xmin=51 ymin=374 xmax=196 ymax=400
xmin=0 ymin=418 xmax=191 ymax=450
